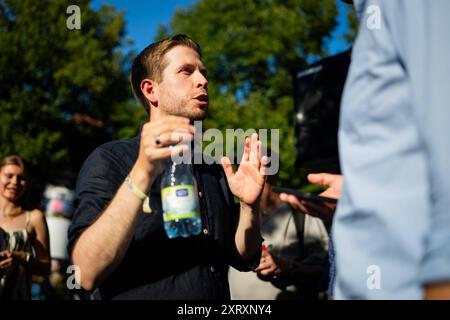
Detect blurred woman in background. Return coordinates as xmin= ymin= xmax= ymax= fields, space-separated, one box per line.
xmin=0 ymin=155 xmax=50 ymax=299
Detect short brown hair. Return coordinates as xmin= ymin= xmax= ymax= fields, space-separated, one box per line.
xmin=130 ymin=34 xmax=202 ymax=114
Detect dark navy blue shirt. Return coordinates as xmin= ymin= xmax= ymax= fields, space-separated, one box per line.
xmin=68 ymin=136 xmax=260 ymax=300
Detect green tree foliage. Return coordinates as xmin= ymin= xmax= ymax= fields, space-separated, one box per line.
xmin=158 ymin=0 xmax=338 ymax=187
xmin=0 ymin=0 xmax=144 ymax=189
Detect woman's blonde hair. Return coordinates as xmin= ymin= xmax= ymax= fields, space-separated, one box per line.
xmin=0 ymin=155 xmax=30 ymax=204
xmin=0 ymin=155 xmax=28 ymax=175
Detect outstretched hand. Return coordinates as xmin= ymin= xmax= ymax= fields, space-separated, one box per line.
xmin=221 ymin=133 xmax=268 ymax=206
xmin=279 ymin=173 xmax=343 ymax=224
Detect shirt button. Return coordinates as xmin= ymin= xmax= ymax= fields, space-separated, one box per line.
xmin=203 ymin=228 xmax=209 ymax=235
xmin=198 ymin=191 xmax=203 ymax=197
xmin=210 ymin=266 xmax=215 ymax=273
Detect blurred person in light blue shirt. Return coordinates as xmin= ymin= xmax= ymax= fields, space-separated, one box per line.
xmin=333 ymin=0 xmax=450 ymax=299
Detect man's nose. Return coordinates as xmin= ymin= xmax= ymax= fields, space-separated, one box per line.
xmin=195 ymin=71 xmax=208 ymax=89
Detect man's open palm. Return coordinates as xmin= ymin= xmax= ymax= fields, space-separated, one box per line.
xmin=221 ymin=133 xmax=267 ymax=206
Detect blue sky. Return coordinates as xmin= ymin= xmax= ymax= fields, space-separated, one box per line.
xmin=91 ymin=0 xmax=197 ymax=52
xmin=92 ymin=0 xmax=351 ymax=55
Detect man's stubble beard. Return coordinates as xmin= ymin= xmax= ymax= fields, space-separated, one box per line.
xmin=160 ymin=95 xmax=207 ymax=121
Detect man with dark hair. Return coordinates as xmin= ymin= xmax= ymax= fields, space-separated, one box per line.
xmin=130 ymin=34 xmax=202 ymax=114
xmin=68 ymin=34 xmax=267 ymax=299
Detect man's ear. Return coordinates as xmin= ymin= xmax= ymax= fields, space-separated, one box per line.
xmin=141 ymin=79 xmax=158 ymax=107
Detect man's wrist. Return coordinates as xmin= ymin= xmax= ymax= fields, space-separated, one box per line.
xmin=240 ymin=200 xmax=260 ymax=213
xmin=125 ymin=175 xmax=148 ymax=201
xmin=125 ymin=174 xmax=152 ymax=214
xmin=129 ymin=166 xmax=152 ymax=192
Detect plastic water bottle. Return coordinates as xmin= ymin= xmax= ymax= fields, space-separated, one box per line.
xmin=160 ymin=158 xmax=202 ymax=238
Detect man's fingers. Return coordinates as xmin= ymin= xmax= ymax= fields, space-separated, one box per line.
xmin=258 ymin=266 xmax=276 ymax=276
xmin=279 ymin=193 xmax=333 ymax=221
xmin=259 ymin=156 xmax=270 ymax=175
xmin=254 ymin=261 xmax=269 ymax=273
xmin=240 ymin=137 xmax=250 ymax=163
xmin=144 ymin=144 xmax=189 ymax=161
xmin=307 ymin=173 xmax=338 ymax=187
xmin=142 ymin=118 xmax=195 ymax=149
xmin=249 ymin=133 xmax=260 ymax=166
xmin=157 ymin=130 xmax=194 ymax=147
xmin=302 ymin=200 xmax=335 ymax=222
xmin=169 ymin=144 xmax=191 ymax=160
xmin=254 ymin=265 xmax=263 ymax=272
xmin=279 ymin=193 xmax=308 ymax=213
xmin=308 ymin=173 xmax=343 ymax=200
xmin=220 ymin=156 xmax=234 ymax=180
xmin=319 ymin=189 xmax=339 ymax=200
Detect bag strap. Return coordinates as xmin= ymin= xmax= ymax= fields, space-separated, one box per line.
xmin=290 ymin=205 xmax=305 ymax=259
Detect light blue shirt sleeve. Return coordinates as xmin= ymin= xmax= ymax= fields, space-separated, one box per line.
xmin=333 ymin=0 xmax=450 ymax=299
xmin=391 ymin=0 xmax=450 ymax=288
